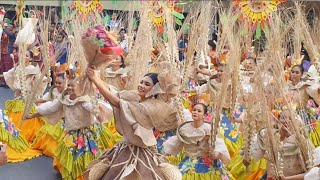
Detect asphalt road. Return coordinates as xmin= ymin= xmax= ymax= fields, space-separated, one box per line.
xmin=0 ymin=87 xmax=61 ymax=180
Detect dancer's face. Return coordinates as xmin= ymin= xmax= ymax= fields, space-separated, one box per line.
xmin=290 ymin=66 xmax=302 ymax=83
xmin=217 ymin=66 xmax=225 ymax=81
xmin=192 ymin=104 xmax=205 ymax=122
xmin=137 ymin=76 xmax=154 ymax=98
xmin=110 ymin=56 xmax=122 ymax=68
xmin=55 ymin=77 xmax=65 ymax=93
xmin=279 ymin=110 xmax=291 ymax=128
xmin=245 ymin=58 xmax=256 ymax=71
xmin=67 ymin=80 xmax=80 ymax=97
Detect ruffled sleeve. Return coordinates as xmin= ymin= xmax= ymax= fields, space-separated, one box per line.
xmin=306 ymin=83 xmax=320 ymax=105
xmin=163 ymin=135 xmax=183 ymax=156
xmin=3 ymin=67 xmax=16 ymax=91
xmin=214 ymin=136 xmax=231 ymax=163
xmin=116 ymin=97 xmax=156 ymax=147
xmin=251 ymin=129 xmax=266 ymax=161
xmin=36 ymin=99 xmax=63 ymax=125
xmin=304 ymin=167 xmax=320 ymax=180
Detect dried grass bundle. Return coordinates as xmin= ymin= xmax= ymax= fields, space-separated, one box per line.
xmin=210 ymin=6 xmax=238 ymax=149
xmin=125 ymin=7 xmax=152 ymax=90
xmin=22 ymin=11 xmax=51 ymax=121
xmin=293 ymin=2 xmax=320 ymax=63
xmin=262 ymin=11 xmax=314 ymax=178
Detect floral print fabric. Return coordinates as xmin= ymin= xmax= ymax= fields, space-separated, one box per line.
xmin=0 ymin=109 xmax=19 ymax=138
xmin=220 ymin=106 xmax=244 ymax=143
xmin=63 ymin=123 xmax=102 ymax=160
xmin=178 ymin=156 xmax=232 ymax=179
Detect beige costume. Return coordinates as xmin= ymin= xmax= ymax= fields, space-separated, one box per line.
xmin=36 ymin=95 xmax=97 ymax=131
xmin=3 ymin=64 xmax=48 ymax=98
xmin=105 ymin=67 xmax=128 ymax=91
xmin=85 ymin=68 xmax=181 ymax=180
xmin=251 ymin=128 xmax=306 ymax=177
xmin=163 ymin=121 xmax=231 ymax=163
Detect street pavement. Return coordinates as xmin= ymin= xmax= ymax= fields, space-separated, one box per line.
xmin=0 ymin=87 xmax=61 ymax=180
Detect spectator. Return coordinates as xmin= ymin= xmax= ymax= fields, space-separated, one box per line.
xmin=54 ymin=32 xmax=68 ymax=70
xmin=178 ymin=33 xmax=188 ymax=62
xmin=2 ymin=19 xmax=16 ymax=55
xmin=119 ymin=27 xmax=128 ymax=56
xmin=109 ymin=12 xmax=121 ymax=30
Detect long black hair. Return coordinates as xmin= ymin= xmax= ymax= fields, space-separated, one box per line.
xmin=144 ymin=73 xmax=159 ymax=85
xmin=194 ymin=103 xmax=208 ymax=114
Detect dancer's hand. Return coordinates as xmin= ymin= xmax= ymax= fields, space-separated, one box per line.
xmin=25 ymin=114 xmax=33 ymax=119
xmin=210 ymin=151 xmax=221 ymax=160
xmin=86 ymin=65 xmax=99 ymax=83
xmin=242 ymin=158 xmax=251 ymax=166
xmin=0 ymin=144 xmax=7 ymax=166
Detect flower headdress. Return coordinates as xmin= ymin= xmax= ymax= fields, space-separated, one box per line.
xmin=65 ymin=63 xmax=80 ymax=81
xmin=81 ymin=25 xmax=123 ymax=67
xmin=52 ymin=63 xmax=67 ymax=78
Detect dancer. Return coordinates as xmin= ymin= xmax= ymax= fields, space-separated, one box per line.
xmin=31 ymin=66 xmax=66 ymax=157
xmin=84 ymin=65 xmax=181 ymax=180
xmin=26 ymin=69 xmax=114 ymax=180
xmin=163 ymin=103 xmax=234 ymax=180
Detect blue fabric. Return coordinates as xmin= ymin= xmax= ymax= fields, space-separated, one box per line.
xmin=220 ymin=106 xmax=244 ymax=143
xmin=0 ymin=109 xmax=19 ymax=138
xmin=156 ymin=130 xmax=175 ymax=154
xmin=64 ymin=123 xmax=102 ymax=160
xmin=178 ymin=40 xmax=187 ymax=61
xmin=178 ymin=156 xmax=232 ymax=179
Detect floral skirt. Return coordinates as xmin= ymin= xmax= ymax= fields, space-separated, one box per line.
xmin=0 ymin=109 xmax=41 ymax=162
xmin=178 ymin=156 xmax=235 ymax=180
xmin=31 ymin=119 xmax=65 ymax=158
xmin=220 ymin=107 xmax=244 ymax=158
xmin=5 ymin=99 xmax=45 ymax=143
xmin=226 ymin=150 xmax=267 ymax=180
xmin=53 ymin=123 xmax=115 ymax=180
xmin=298 ymin=105 xmax=320 ymax=147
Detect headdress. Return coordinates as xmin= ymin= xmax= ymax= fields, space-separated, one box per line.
xmin=52 ymin=63 xmax=66 ymax=79
xmin=81 ymin=25 xmax=123 ymax=67
xmin=65 ymin=64 xmax=80 ymax=80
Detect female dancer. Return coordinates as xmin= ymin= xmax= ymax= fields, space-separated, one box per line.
xmin=31 ymin=70 xmax=66 ymax=157
xmin=84 ymin=65 xmax=181 ymax=180
xmin=26 ymin=72 xmax=114 ymax=180
xmin=163 ymin=103 xmax=234 ymax=180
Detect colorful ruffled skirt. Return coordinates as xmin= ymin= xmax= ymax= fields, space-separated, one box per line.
xmin=53 ymin=123 xmax=115 ymax=180
xmin=5 ymin=99 xmax=45 ymax=143
xmin=0 ymin=109 xmax=41 ymax=162
xmin=298 ymin=104 xmax=320 ymax=147
xmin=155 ymin=130 xmax=184 ymax=166
xmin=178 ymin=156 xmax=235 ymax=180
xmin=31 ymin=119 xmax=65 ymax=158
xmin=219 ymin=107 xmax=244 ymax=158
xmin=103 ymin=118 xmax=122 ymax=148
xmin=226 ymin=151 xmax=267 ymax=180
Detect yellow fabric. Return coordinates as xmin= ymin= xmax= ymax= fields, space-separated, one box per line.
xmin=226 ymin=152 xmax=267 ymax=180
xmin=5 ymin=100 xmax=45 ymax=143
xmin=0 ymin=123 xmax=29 ymax=152
xmin=32 ymin=120 xmax=65 ymax=157
xmin=53 ymin=143 xmax=98 ymax=180
xmin=7 ymin=145 xmax=42 ymax=163
xmin=182 ymin=171 xmax=235 ymax=180
xmin=53 ymin=125 xmax=119 ymax=180
xmin=0 ymin=121 xmax=42 ymax=162
xmin=309 ymin=123 xmax=320 ymax=148
xmin=222 ymin=133 xmax=244 ymax=159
